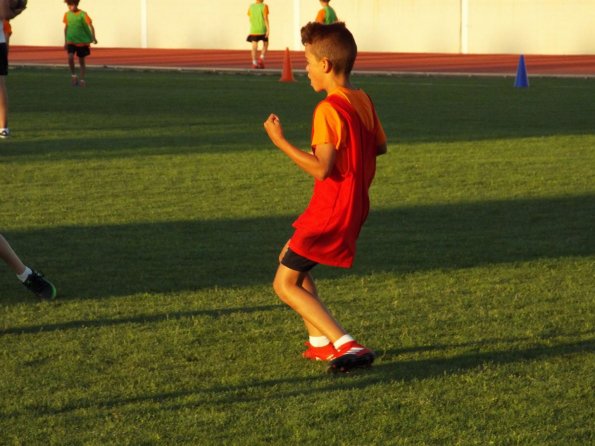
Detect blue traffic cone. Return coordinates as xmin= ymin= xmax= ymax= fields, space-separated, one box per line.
xmin=514 ymin=55 xmax=529 ymax=88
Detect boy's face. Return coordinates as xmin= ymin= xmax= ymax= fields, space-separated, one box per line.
xmin=305 ymin=44 xmax=327 ymax=92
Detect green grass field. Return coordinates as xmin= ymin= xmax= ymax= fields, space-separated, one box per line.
xmin=1 ymin=68 xmax=594 ymax=445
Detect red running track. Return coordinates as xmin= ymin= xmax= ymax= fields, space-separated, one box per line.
xmin=9 ymin=46 xmax=595 ymax=76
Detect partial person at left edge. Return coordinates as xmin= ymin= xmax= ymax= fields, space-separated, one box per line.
xmin=1 ymin=233 xmax=57 ymax=300
xmin=0 ymin=0 xmax=27 ymax=139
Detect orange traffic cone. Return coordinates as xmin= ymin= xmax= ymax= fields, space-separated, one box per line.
xmin=279 ymin=47 xmax=296 ymax=83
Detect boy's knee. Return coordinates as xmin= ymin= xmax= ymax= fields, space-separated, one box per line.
xmin=272 ymin=275 xmax=292 ymax=304
xmin=272 ymin=275 xmax=284 ymax=298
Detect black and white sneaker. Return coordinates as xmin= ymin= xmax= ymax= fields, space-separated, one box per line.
xmin=22 ymin=270 xmax=57 ymax=299
xmin=328 ymin=341 xmax=375 ymax=374
xmin=0 ymin=128 xmax=10 ymax=139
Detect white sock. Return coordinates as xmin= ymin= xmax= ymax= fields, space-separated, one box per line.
xmin=252 ymin=59 xmax=257 ymax=65
xmin=17 ymin=266 xmax=33 ymax=282
xmin=309 ymin=336 xmax=330 ymax=347
xmin=334 ymin=334 xmax=355 ymax=350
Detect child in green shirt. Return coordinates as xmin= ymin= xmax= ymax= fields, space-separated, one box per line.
xmin=63 ymin=0 xmax=97 ymax=87
xmin=246 ymin=0 xmax=269 ymax=69
xmin=315 ymin=0 xmax=338 ymax=24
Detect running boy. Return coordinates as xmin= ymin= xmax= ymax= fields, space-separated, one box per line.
xmin=1 ymin=233 xmax=57 ymax=299
xmin=264 ymin=22 xmax=387 ymax=373
xmin=0 ymin=0 xmax=26 ymax=138
xmin=315 ymin=0 xmax=338 ymax=24
xmin=246 ymin=0 xmax=269 ymax=69
xmin=63 ymin=0 xmax=97 ymax=87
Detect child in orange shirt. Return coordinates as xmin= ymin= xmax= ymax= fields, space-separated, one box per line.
xmin=264 ymin=22 xmax=387 ymax=373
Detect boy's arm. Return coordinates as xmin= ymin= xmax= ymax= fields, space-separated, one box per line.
xmin=84 ymin=14 xmax=98 ymax=44
xmin=89 ymin=23 xmax=97 ymax=44
xmin=264 ymin=114 xmax=336 ymax=181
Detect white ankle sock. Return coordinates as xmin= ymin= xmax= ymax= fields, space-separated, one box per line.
xmin=309 ymin=336 xmax=330 ymax=347
xmin=17 ymin=267 xmax=33 ymax=282
xmin=333 ymin=334 xmax=355 ymax=350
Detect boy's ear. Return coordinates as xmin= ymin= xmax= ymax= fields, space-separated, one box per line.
xmin=321 ymin=57 xmax=333 ymax=74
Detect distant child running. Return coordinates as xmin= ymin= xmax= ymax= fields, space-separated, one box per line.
xmin=264 ymin=22 xmax=387 ymax=373
xmin=315 ymin=0 xmax=338 ymax=24
xmin=63 ymin=0 xmax=97 ymax=87
xmin=246 ymin=0 xmax=269 ymax=69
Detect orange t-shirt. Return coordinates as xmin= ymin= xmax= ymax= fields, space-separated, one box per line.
xmin=312 ymin=87 xmax=386 ymax=151
xmin=290 ymin=88 xmax=386 ymax=268
xmin=315 ymin=9 xmax=326 ymax=24
xmin=3 ymin=20 xmax=12 ymax=38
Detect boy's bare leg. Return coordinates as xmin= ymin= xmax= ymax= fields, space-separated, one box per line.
xmin=1 ymin=233 xmax=57 ymax=299
xmin=0 ymin=234 xmax=27 ymax=275
xmin=251 ymin=41 xmax=258 ymax=64
xmin=274 ymin=264 xmax=346 ymax=342
xmin=79 ymin=57 xmax=86 ymax=82
xmin=299 ymin=273 xmax=328 ymax=337
xmin=68 ymin=53 xmax=76 ymax=75
xmin=0 ymin=76 xmax=7 ymax=129
xmin=260 ymin=41 xmax=268 ymax=60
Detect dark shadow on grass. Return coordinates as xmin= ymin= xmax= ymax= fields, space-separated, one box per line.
xmin=356 ymin=193 xmax=595 ymax=275
xmin=358 ymin=76 xmax=595 ymax=144
xmin=1 ymin=194 xmax=593 ymax=302
xmin=0 ymin=132 xmax=265 ymax=162
xmin=5 ymin=73 xmax=595 ymax=163
xmin=360 ymin=338 xmax=595 ymax=387
xmin=3 ymin=338 xmax=591 ymax=418
xmin=0 ymin=305 xmax=282 ymax=336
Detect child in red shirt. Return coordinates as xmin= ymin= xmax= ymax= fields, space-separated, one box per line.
xmin=264 ymin=22 xmax=387 ymax=373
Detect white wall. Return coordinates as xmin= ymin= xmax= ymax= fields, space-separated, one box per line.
xmin=468 ymin=0 xmax=595 ymax=54
xmin=9 ymin=0 xmax=595 ymax=55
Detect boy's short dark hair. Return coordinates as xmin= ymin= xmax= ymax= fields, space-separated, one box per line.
xmin=301 ymin=22 xmax=357 ymax=75
xmin=65 ymin=0 xmax=80 ymax=6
